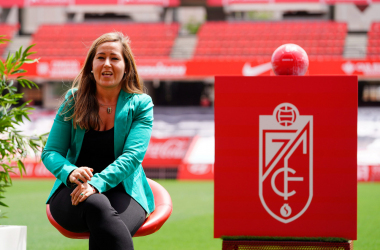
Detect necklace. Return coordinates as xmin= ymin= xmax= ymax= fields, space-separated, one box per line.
xmin=98 ymin=102 xmax=117 ymax=114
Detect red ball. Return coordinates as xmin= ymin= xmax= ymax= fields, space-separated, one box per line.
xmin=271 ymin=44 xmax=309 ymax=76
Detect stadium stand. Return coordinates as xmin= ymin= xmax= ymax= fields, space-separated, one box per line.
xmin=30 ymin=23 xmax=179 ymax=59
xmin=0 ymin=24 xmax=19 ymax=57
xmin=194 ymin=21 xmax=346 ymax=60
xmin=367 ymin=22 xmax=380 ymax=60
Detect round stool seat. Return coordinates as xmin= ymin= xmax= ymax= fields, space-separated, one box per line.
xmin=46 ymin=178 xmax=172 ymax=239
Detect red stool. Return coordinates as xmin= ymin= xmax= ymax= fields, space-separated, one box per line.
xmin=46 ymin=178 xmax=172 ymax=239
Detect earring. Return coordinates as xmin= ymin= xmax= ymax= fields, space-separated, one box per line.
xmin=91 ymin=71 xmax=93 ymax=73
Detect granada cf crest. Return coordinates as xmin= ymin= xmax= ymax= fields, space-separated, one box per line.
xmin=259 ymin=103 xmax=313 ymax=223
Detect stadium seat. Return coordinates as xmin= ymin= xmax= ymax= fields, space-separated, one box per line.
xmin=193 ymin=21 xmax=347 ymax=59
xmin=0 ymin=24 xmax=19 ymax=58
xmin=367 ymin=22 xmax=380 ymax=58
xmin=46 ymin=178 xmax=173 ymax=239
xmin=30 ymin=23 xmax=179 ymax=59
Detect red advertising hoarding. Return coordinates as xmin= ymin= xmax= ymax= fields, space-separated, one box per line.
xmin=20 ymin=58 xmax=380 ymax=80
xmin=8 ymin=137 xmax=192 ymax=178
xmin=8 ymin=159 xmax=55 ymax=178
xmin=214 ymin=76 xmax=357 ymax=239
xmin=178 ymin=163 xmax=214 ymax=179
xmin=177 ymin=136 xmax=214 ymax=179
xmin=0 ymin=0 xmax=24 ymax=7
xmin=357 ymin=164 xmax=380 ymax=181
xmin=143 ymin=137 xmax=192 ymax=167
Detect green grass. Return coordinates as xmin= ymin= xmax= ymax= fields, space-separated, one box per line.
xmin=1 ymin=180 xmax=379 ymax=250
xmin=356 ymin=183 xmax=380 ymax=249
xmin=1 ymin=180 xmax=221 ymax=250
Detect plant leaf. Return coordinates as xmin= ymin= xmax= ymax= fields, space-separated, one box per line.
xmin=25 ymin=52 xmax=37 ymax=56
xmin=13 ymin=62 xmax=23 ymax=71
xmin=0 ymin=60 xmax=4 ymax=75
xmin=17 ymin=160 xmax=25 ymax=177
xmin=6 ymin=54 xmax=14 ymax=73
xmin=22 ymin=44 xmax=35 ymax=58
xmin=10 ymin=69 xmax=27 ymax=75
xmin=0 ymin=201 xmax=9 ymax=207
xmin=22 ymin=58 xmax=39 ymax=64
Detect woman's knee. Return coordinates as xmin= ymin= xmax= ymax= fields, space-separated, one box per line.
xmin=82 ymin=194 xmax=115 ymax=215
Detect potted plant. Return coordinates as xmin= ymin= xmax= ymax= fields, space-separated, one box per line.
xmin=0 ymin=35 xmax=46 ymax=250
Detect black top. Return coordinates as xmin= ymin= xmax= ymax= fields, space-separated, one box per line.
xmin=75 ymin=127 xmax=123 ymax=192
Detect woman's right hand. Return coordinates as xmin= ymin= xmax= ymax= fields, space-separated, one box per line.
xmin=69 ymin=167 xmax=94 ymax=186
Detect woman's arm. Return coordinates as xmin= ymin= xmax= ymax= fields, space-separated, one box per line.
xmin=41 ymin=92 xmax=79 ymax=186
xmin=88 ymin=94 xmax=153 ymax=193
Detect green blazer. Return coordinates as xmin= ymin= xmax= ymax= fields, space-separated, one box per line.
xmin=42 ymin=89 xmax=155 ymax=214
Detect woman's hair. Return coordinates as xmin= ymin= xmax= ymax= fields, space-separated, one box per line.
xmin=61 ymin=32 xmax=143 ymax=130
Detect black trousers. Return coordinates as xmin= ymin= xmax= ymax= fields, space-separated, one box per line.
xmin=49 ymin=185 xmax=146 ymax=250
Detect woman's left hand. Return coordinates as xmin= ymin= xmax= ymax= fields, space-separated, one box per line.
xmin=71 ymin=182 xmax=97 ymax=206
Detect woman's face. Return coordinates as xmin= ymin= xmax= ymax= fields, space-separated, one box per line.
xmin=92 ymin=41 xmax=126 ymax=90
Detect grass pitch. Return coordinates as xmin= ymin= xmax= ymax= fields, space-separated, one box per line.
xmin=1 ymin=180 xmax=379 ymax=250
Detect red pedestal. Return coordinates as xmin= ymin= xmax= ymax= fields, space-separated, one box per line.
xmin=214 ymin=76 xmax=357 ymax=240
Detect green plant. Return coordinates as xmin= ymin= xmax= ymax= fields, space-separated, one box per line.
xmin=0 ymin=35 xmax=47 ymax=220
xmin=186 ymin=22 xmax=201 ymax=35
xmin=246 ymin=11 xmax=274 ymax=20
xmin=185 ymin=17 xmax=201 ymax=35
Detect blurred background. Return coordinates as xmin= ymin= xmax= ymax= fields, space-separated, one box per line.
xmin=1 ymin=0 xmax=380 ymax=249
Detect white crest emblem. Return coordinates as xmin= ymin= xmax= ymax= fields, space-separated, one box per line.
xmin=259 ymin=103 xmax=313 ymax=223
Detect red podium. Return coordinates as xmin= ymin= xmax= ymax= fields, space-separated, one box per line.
xmin=214 ymin=76 xmax=357 ymax=249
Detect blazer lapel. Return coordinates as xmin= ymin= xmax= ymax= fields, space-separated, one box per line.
xmin=114 ymin=90 xmax=134 ymax=158
xmin=74 ymin=120 xmax=85 ymax=164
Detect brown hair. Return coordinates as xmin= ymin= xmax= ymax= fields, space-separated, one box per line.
xmin=61 ymin=32 xmax=143 ymax=130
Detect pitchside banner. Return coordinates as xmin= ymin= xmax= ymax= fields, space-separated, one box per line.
xmin=214 ymin=76 xmax=357 ymax=240
xmin=9 ymin=137 xmax=192 ymax=178
xmin=20 ymin=58 xmax=380 ymax=79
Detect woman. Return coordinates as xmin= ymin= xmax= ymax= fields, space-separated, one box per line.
xmin=42 ymin=32 xmax=154 ymax=250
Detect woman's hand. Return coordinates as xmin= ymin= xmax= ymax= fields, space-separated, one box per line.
xmin=69 ymin=167 xmax=93 ymax=186
xmin=71 ymin=182 xmax=97 ymax=206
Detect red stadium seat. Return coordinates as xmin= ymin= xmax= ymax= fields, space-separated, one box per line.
xmin=0 ymin=24 xmax=19 ymax=57
xmin=46 ymin=178 xmax=172 ymax=239
xmin=29 ymin=23 xmax=178 ymax=59
xmin=367 ymin=22 xmax=380 ymax=57
xmin=194 ymin=21 xmax=346 ymax=59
